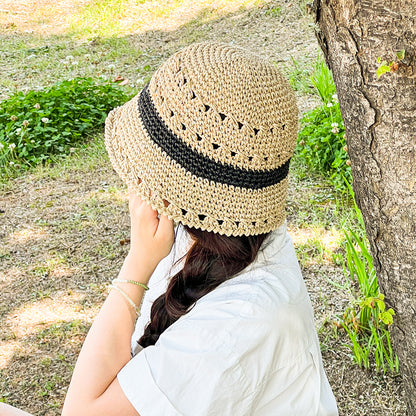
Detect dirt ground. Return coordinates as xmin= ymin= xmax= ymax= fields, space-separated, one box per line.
xmin=0 ymin=0 xmax=407 ymax=414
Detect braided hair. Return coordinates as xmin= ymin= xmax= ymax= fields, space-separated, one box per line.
xmin=137 ymin=225 xmax=270 ymax=348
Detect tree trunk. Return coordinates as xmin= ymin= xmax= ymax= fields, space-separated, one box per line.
xmin=313 ymin=0 xmax=416 ymax=412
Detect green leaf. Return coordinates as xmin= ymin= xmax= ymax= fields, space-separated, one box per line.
xmin=377 ymin=61 xmax=391 ymax=78
xmin=376 ymin=299 xmax=385 ymax=312
xmin=396 ymin=49 xmax=405 ymax=60
xmin=380 ymin=311 xmax=394 ymax=325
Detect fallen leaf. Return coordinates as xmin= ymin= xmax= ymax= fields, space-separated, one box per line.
xmin=113 ymin=75 xmax=127 ymax=83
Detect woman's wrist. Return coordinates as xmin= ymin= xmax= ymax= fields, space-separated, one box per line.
xmin=122 ymin=251 xmax=157 ymax=284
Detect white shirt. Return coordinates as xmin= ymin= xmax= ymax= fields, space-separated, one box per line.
xmin=118 ymin=223 xmax=339 ymax=415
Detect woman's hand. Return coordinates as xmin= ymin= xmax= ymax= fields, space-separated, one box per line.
xmin=127 ymin=190 xmax=175 ymax=277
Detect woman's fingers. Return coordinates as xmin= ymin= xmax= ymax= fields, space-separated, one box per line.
xmin=128 ymin=190 xmax=145 ymax=213
xmin=156 ymin=214 xmax=175 ymax=246
xmin=127 ymin=189 xmax=175 ymax=268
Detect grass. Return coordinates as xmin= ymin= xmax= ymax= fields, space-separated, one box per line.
xmin=338 ymin=232 xmax=399 ymax=374
xmin=285 ymin=54 xmax=315 ymax=95
xmin=0 ymin=35 xmax=146 ymax=100
xmin=0 ymin=134 xmax=107 ymax=190
xmin=69 ymin=0 xmax=129 ymax=38
xmin=338 ymin=186 xmax=398 ymax=373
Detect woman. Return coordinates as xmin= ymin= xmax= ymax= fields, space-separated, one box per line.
xmin=1 ymin=42 xmax=338 ymax=415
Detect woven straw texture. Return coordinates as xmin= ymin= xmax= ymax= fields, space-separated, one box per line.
xmin=105 ymin=42 xmax=298 ymax=236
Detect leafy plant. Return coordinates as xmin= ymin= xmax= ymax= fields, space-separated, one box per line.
xmin=340 ymin=230 xmax=399 ymax=373
xmin=0 ymin=77 xmax=131 ymax=174
xmin=293 ymin=55 xmax=351 ymax=193
xmin=296 ymin=100 xmax=351 ymax=193
xmin=333 ymin=182 xmax=399 ymax=373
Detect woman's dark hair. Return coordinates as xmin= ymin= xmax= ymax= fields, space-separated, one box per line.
xmin=137 ymin=224 xmax=270 ymax=348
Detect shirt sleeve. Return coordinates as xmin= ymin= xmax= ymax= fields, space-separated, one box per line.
xmin=117 ymin=296 xmax=259 ymax=416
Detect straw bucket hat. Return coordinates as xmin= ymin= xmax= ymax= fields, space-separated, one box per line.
xmin=105 ymin=42 xmax=298 ymax=236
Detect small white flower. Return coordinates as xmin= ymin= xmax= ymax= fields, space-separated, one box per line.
xmin=331 ymin=122 xmax=339 ymax=127
xmin=107 ymin=64 xmax=115 ymax=70
xmin=9 ymin=143 xmax=16 ymax=150
xmin=0 ymin=143 xmax=4 ymax=150
xmin=66 ymin=55 xmax=74 ymax=61
xmin=72 ymin=61 xmax=79 ymax=66
xmin=9 ymin=161 xmax=15 ymax=166
xmin=31 ymin=140 xmax=35 ymax=143
xmin=34 ymin=103 xmax=40 ymax=109
xmin=22 ymin=120 xmax=29 ymax=127
xmin=332 ymin=94 xmax=338 ymax=101
xmin=84 ymin=54 xmax=91 ymax=59
xmin=41 ymin=117 xmax=49 ymax=123
xmin=15 ymin=128 xmax=21 ymax=134
xmin=331 ymin=127 xmax=340 ymax=134
xmin=327 ymin=102 xmax=333 ymax=108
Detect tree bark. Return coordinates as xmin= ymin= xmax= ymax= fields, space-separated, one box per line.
xmin=313 ymin=0 xmax=416 ymax=412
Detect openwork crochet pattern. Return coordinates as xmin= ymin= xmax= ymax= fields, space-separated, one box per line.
xmin=105 ymin=42 xmax=298 ymax=236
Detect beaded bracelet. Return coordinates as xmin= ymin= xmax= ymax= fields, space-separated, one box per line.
xmin=109 ymin=284 xmax=141 ymax=317
xmin=112 ymin=278 xmax=149 ymax=291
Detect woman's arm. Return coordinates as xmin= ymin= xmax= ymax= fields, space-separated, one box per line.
xmin=62 ymin=192 xmax=175 ymax=416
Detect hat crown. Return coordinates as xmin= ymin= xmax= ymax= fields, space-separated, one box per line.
xmin=149 ymin=42 xmax=298 ymax=171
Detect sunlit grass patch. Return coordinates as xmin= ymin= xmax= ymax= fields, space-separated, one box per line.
xmin=0 ymin=34 xmax=144 ymax=100
xmin=290 ymin=226 xmax=344 ymax=267
xmin=69 ymin=0 xmax=129 ymax=38
xmin=69 ymin=0 xmax=268 ymax=38
xmin=0 ymin=0 xmax=86 ymax=35
xmin=0 ymin=341 xmax=22 ymax=370
xmin=1 ymin=0 xmax=269 ymax=39
xmin=0 ymin=295 xmax=91 ymax=373
xmin=8 ymin=227 xmax=48 ymax=245
xmin=0 ymin=319 xmax=89 ymax=405
xmin=5 ymin=292 xmax=88 ymax=336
